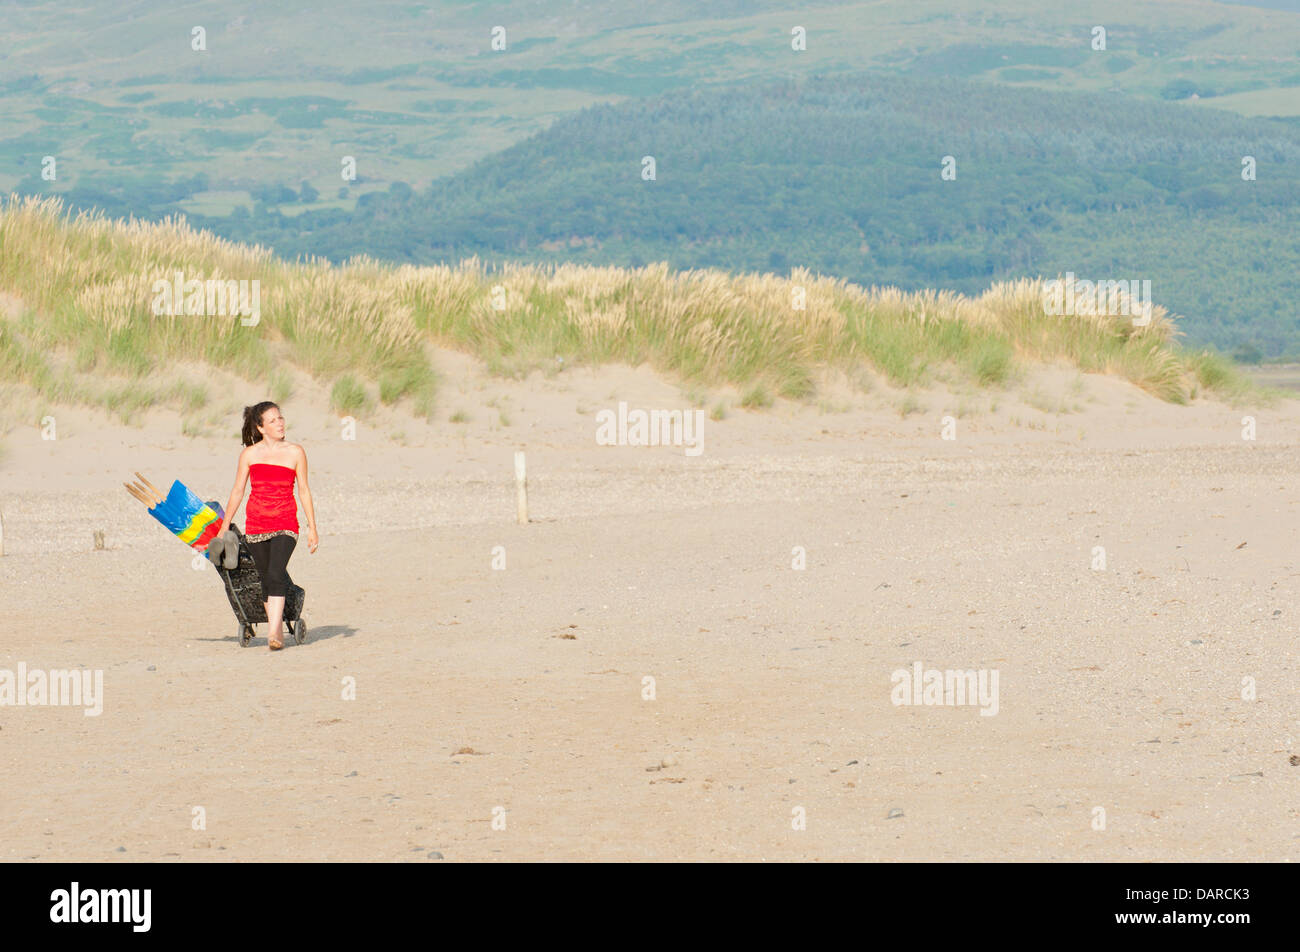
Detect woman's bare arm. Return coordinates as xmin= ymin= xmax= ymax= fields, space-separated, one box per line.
xmin=295 ymin=445 xmax=319 ymax=551
xmin=216 ymin=447 xmax=251 ymax=535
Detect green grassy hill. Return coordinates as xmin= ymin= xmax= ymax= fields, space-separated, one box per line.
xmin=191 ymin=73 xmax=1300 ymax=358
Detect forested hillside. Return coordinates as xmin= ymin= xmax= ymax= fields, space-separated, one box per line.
xmin=187 ymin=74 xmax=1300 ymax=357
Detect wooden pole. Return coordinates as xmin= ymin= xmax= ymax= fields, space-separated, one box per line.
xmin=514 ymin=451 xmax=528 ymax=525
xmin=124 ymin=482 xmax=154 ymax=506
xmin=135 ymin=472 xmax=166 ymax=502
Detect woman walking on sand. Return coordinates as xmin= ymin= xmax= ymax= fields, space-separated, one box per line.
xmin=214 ymin=401 xmax=319 ymax=650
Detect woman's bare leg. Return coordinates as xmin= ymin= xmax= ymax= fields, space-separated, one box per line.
xmin=266 ymin=595 xmax=286 ymax=647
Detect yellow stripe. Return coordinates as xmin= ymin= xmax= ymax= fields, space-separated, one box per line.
xmin=178 ymin=507 xmax=219 ymax=544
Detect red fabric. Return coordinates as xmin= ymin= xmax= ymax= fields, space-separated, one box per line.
xmin=245 ymin=463 xmax=299 ymax=534
xmin=191 ymin=519 xmax=222 ymax=551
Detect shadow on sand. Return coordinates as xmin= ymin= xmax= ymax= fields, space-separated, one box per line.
xmin=196 ymin=623 xmax=359 ymax=646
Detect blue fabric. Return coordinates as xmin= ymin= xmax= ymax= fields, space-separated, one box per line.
xmin=146 ymin=481 xmax=222 ymax=535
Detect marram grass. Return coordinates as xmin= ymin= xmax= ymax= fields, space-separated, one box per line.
xmin=0 ymin=194 xmax=1251 ymax=424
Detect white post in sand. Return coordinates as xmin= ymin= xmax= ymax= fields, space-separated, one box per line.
xmin=514 ymin=451 xmax=528 ymax=525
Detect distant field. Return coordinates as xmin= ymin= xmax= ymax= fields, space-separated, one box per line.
xmin=176 ymin=190 xmax=253 ymax=216
xmin=1242 ymin=363 xmax=1300 ymax=391
xmin=1192 ymin=87 xmax=1300 ymax=117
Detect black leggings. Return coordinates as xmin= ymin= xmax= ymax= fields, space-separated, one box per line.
xmin=247 ymin=534 xmax=296 ymax=599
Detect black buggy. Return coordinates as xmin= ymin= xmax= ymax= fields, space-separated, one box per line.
xmin=213 ymin=522 xmax=308 ymax=648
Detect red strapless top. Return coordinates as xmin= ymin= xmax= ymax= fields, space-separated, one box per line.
xmin=245 ymin=463 xmax=298 ymax=534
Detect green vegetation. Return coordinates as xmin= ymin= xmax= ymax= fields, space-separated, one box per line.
xmin=209 ymin=73 xmax=1296 ymax=356
xmin=0 ymin=195 xmax=1256 ymax=428
xmin=740 ymin=384 xmax=774 ymax=410
xmin=330 ymin=375 xmax=369 ymax=414
xmin=269 ymin=366 xmax=294 ymax=404
xmin=3 ymin=0 xmax=1296 ymax=203
xmin=4 ymin=2 xmax=1297 ymax=359
xmin=0 ymin=197 xmax=437 ymax=423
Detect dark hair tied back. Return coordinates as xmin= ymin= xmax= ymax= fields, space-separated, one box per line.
xmin=242 ymin=401 xmax=279 ymax=446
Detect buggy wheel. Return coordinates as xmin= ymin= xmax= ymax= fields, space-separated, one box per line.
xmin=240 ymin=624 xmax=254 ymax=647
xmin=293 ymin=615 xmax=307 ymax=646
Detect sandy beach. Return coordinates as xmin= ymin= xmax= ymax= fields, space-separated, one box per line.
xmin=2 ymin=352 xmax=1298 ymax=861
